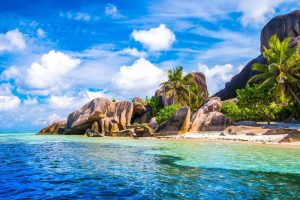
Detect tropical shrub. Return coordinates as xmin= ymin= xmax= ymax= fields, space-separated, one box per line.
xmin=148 ymin=96 xmax=162 ymax=117
xmin=156 ymin=104 xmax=181 ymax=124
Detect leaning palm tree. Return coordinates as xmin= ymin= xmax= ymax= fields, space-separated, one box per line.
xmin=249 ymin=35 xmax=300 ymax=105
xmin=160 ymin=66 xmax=192 ymax=106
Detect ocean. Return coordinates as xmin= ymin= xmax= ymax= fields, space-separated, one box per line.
xmin=0 ymin=132 xmax=300 ymax=199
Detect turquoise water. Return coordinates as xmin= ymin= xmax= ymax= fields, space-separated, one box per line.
xmin=0 ymin=133 xmax=300 ymax=199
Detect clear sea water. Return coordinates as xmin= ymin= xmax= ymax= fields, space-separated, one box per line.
xmin=0 ymin=132 xmax=300 ymax=199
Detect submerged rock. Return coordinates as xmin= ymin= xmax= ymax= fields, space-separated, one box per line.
xmin=157 ymin=106 xmax=191 ymax=135
xmin=37 ymin=120 xmax=66 ymax=135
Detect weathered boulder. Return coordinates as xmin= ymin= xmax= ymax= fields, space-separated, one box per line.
xmin=190 ymin=111 xmax=233 ymax=132
xmin=84 ymin=129 xmax=103 ymax=137
xmin=260 ymin=10 xmax=300 ymax=52
xmin=149 ymin=117 xmax=159 ymax=131
xmin=190 ymin=72 xmax=209 ymax=102
xmin=157 ymin=106 xmax=191 ymax=135
xmin=134 ymin=126 xmax=154 ymax=137
xmin=37 ymin=120 xmax=66 ymax=135
xmin=65 ymin=98 xmax=133 ymax=134
xmin=214 ymin=10 xmax=300 ymax=100
xmin=190 ymin=97 xmax=231 ymax=132
xmin=223 ymin=126 xmax=300 ymax=136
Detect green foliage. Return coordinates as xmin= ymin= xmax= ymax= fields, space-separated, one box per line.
xmin=156 ymin=104 xmax=181 ymax=124
xmin=249 ymin=34 xmax=300 ymax=106
xmin=112 ymin=98 xmax=116 ymax=102
xmin=221 ymin=84 xmax=292 ymax=122
xmin=148 ymin=96 xmax=162 ymax=117
xmin=144 ymin=96 xmax=150 ymax=104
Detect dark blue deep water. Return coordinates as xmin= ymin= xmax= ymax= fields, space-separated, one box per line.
xmin=0 ymin=133 xmax=300 ymax=199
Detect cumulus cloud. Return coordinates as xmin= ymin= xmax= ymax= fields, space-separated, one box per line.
xmin=132 ymin=24 xmax=176 ymax=51
xmin=120 ymin=47 xmax=147 ymax=57
xmin=238 ymin=0 xmax=285 ymax=26
xmin=48 ymin=95 xmax=74 ymax=109
xmin=198 ymin=63 xmax=238 ymax=95
xmin=113 ymin=58 xmax=166 ymax=97
xmin=105 ymin=4 xmax=123 ymax=19
xmin=23 ymin=97 xmax=38 ymax=106
xmin=0 ymin=84 xmax=21 ymax=111
xmin=0 ymin=29 xmax=26 ymax=52
xmin=1 ymin=66 xmax=21 ymax=80
xmin=25 ymin=50 xmax=81 ymax=91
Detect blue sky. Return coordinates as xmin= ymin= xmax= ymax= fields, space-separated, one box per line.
xmin=0 ymin=0 xmax=299 ymax=131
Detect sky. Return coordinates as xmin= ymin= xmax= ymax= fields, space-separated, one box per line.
xmin=0 ymin=0 xmax=299 ymax=131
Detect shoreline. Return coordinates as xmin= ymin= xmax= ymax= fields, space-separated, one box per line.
xmin=154 ymin=131 xmax=300 ymax=148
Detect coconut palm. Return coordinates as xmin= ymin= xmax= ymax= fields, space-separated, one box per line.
xmin=160 ymin=66 xmax=204 ymax=110
xmin=160 ymin=66 xmax=190 ymax=105
xmin=249 ymin=35 xmax=300 ymax=105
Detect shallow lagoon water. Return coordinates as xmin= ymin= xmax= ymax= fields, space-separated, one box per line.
xmin=0 ymin=133 xmax=300 ymax=199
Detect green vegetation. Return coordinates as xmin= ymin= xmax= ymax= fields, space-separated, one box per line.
xmin=160 ymin=66 xmax=205 ymax=111
xmin=223 ymin=35 xmax=300 ymax=122
xmin=156 ymin=104 xmax=181 ymax=124
xmin=221 ymin=85 xmax=290 ymax=123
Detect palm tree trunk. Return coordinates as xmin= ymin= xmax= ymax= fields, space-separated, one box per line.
xmin=288 ymin=86 xmax=300 ymax=105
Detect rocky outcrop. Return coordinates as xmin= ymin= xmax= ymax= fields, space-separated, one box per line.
xmin=65 ymin=98 xmax=133 ymax=135
xmin=190 ymin=97 xmax=232 ymax=132
xmin=191 ymin=111 xmax=232 ymax=132
xmin=157 ymin=106 xmax=191 ymax=135
xmin=214 ymin=10 xmax=300 ymax=100
xmin=131 ymin=97 xmax=147 ymax=124
xmin=149 ymin=117 xmax=159 ymax=131
xmin=260 ymin=10 xmax=300 ymax=52
xmin=37 ymin=120 xmax=66 ymax=135
xmin=190 ymin=72 xmax=209 ymax=102
xmin=214 ymin=55 xmax=266 ymax=100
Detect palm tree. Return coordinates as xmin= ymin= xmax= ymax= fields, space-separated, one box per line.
xmin=249 ymin=35 xmax=300 ymax=105
xmin=160 ymin=66 xmax=192 ymax=106
xmin=160 ymin=66 xmax=204 ymax=110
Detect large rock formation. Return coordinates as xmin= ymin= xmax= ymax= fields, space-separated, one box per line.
xmin=155 ymin=72 xmax=209 ymax=107
xmin=37 ymin=120 xmax=66 ymax=135
xmin=214 ymin=10 xmax=300 ymax=100
xmin=157 ymin=106 xmax=191 ymax=135
xmin=190 ymin=97 xmax=232 ymax=132
xmin=65 ymin=98 xmax=133 ymax=134
xmin=131 ymin=97 xmax=147 ymax=124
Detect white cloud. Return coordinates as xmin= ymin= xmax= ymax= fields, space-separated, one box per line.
xmin=48 ymin=95 xmax=74 ymax=109
xmin=48 ymin=113 xmax=65 ymax=124
xmin=25 ymin=50 xmax=81 ymax=91
xmin=1 ymin=66 xmax=21 ymax=80
xmin=61 ymin=12 xmax=91 ymax=21
xmin=23 ymin=97 xmax=38 ymax=106
xmin=132 ymin=24 xmax=175 ymax=51
xmin=37 ymin=28 xmax=46 ymax=38
xmin=120 ymin=47 xmax=147 ymax=57
xmin=0 ymin=84 xmax=21 ymax=111
xmin=113 ymin=58 xmax=166 ymax=97
xmin=105 ymin=4 xmax=123 ymax=19
xmin=0 ymin=29 xmax=26 ymax=52
xmin=84 ymin=90 xmax=111 ymax=101
xmin=198 ymin=63 xmax=238 ymax=95
xmin=238 ymin=0 xmax=284 ymax=26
